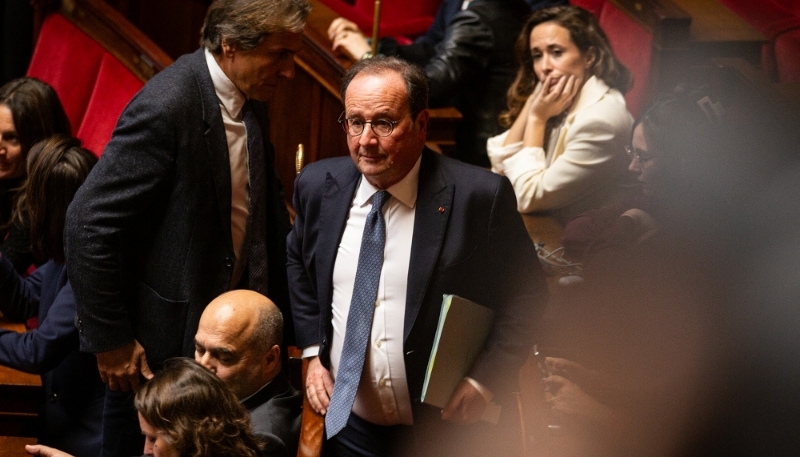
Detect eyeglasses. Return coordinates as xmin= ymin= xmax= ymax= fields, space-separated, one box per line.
xmin=338 ymin=112 xmax=401 ymax=137
xmin=625 ymin=145 xmax=653 ymax=163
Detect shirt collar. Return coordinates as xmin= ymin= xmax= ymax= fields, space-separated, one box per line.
xmin=204 ymin=47 xmax=247 ymax=120
xmin=238 ymin=379 xmax=272 ymax=404
xmin=354 ymin=155 xmax=422 ymax=210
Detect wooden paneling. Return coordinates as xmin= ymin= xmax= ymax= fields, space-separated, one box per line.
xmin=103 ymin=0 xmax=208 ymax=60
xmin=0 ymin=436 xmax=36 ymax=457
xmin=0 ymin=319 xmax=41 ymax=437
xmin=671 ymin=0 xmax=765 ymax=65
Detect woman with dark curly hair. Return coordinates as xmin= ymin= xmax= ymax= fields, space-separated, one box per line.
xmin=487 ymin=5 xmax=633 ymax=223
xmin=26 ymin=358 xmax=264 ymax=457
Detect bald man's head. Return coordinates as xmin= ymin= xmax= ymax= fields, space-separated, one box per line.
xmin=194 ymin=290 xmax=283 ymax=399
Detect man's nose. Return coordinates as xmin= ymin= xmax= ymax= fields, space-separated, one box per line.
xmin=279 ymin=58 xmax=296 ymax=79
xmin=358 ymin=124 xmax=379 ymax=146
xmin=196 ymin=353 xmax=215 ymax=373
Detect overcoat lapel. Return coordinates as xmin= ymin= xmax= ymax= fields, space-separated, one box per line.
xmin=405 ymin=150 xmax=453 ymax=342
xmin=317 ymin=167 xmax=361 ymax=310
xmin=192 ymin=49 xmax=233 ymax=251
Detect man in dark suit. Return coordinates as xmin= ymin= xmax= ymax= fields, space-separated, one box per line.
xmin=288 ymin=56 xmax=547 ymax=456
xmin=64 ymin=0 xmax=310 ymax=454
xmin=195 ymin=290 xmax=301 ymax=457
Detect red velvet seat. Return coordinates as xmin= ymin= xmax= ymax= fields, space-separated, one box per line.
xmin=718 ymin=0 xmax=800 ymax=83
xmin=26 ymin=0 xmax=171 ymax=156
xmin=320 ymin=0 xmax=441 ymax=39
xmin=571 ymin=0 xmax=653 ymax=116
xmin=26 ymin=14 xmax=106 ymax=137
xmin=76 ymin=54 xmax=144 ymax=156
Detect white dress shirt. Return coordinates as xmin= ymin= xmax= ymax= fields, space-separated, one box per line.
xmin=305 ymin=157 xmax=422 ymax=425
xmin=205 ymin=48 xmax=250 ymax=287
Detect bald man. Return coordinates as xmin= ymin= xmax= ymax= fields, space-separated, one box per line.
xmin=194 ymin=290 xmax=301 ymax=457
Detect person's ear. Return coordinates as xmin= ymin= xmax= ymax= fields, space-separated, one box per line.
xmin=264 ymin=344 xmax=281 ymax=373
xmin=415 ymin=109 xmax=430 ymax=137
xmin=584 ymin=46 xmax=597 ymax=69
xmin=221 ymin=38 xmax=236 ymax=58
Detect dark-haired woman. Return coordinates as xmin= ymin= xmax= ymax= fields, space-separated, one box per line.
xmin=27 ymin=358 xmax=263 ymax=457
xmin=488 ymin=5 xmax=633 ymax=223
xmin=0 ymin=77 xmax=71 ymax=273
xmin=0 ymin=135 xmax=102 ymax=456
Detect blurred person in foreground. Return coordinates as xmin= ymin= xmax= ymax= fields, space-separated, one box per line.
xmin=26 ymin=358 xmax=263 ymax=457
xmin=0 ymin=135 xmax=102 ymax=456
xmin=535 ymin=88 xmax=745 ymax=456
xmin=488 ymin=5 xmax=633 ymax=223
xmin=195 ymin=290 xmax=301 ymax=457
xmin=63 ymin=0 xmax=310 ymax=454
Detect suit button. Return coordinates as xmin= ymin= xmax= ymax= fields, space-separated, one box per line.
xmin=48 ymin=393 xmax=57 ymax=404
xmin=224 ymin=257 xmax=234 ymax=268
xmin=77 ymin=319 xmax=83 ymax=333
xmin=379 ymin=378 xmax=387 ymax=387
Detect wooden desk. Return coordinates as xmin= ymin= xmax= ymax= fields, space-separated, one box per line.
xmin=0 ymin=436 xmax=36 ymax=456
xmin=670 ymin=0 xmax=766 ymax=65
xmin=0 ymin=318 xmax=41 ymax=436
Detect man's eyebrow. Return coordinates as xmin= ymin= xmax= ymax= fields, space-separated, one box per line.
xmin=210 ymin=347 xmax=236 ymax=358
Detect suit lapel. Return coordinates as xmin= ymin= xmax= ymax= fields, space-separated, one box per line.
xmin=405 ymin=150 xmax=453 ymax=342
xmin=317 ymin=165 xmax=361 ymax=309
xmin=192 ymin=49 xmax=233 ymax=249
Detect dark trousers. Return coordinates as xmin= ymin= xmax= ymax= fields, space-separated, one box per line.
xmin=324 ymin=404 xmax=523 ymax=457
xmin=101 ymin=388 xmax=144 ymax=457
xmin=324 ymin=413 xmax=414 ymax=457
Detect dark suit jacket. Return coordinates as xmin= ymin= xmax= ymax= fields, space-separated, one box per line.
xmin=65 ymin=48 xmax=291 ymax=366
xmin=243 ymin=370 xmax=302 ymax=457
xmin=0 ymin=258 xmax=104 ymax=456
xmin=288 ymin=149 xmax=547 ymax=404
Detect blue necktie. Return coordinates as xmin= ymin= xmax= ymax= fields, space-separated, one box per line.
xmin=241 ymin=101 xmax=269 ymax=296
xmin=326 ymin=190 xmax=390 ymax=438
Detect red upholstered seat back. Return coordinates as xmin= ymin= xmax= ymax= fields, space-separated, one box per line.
xmin=597 ymin=3 xmax=651 ymax=116
xmin=27 ymin=14 xmax=105 ymax=135
xmin=321 ymin=0 xmax=440 ymax=39
xmin=569 ymin=0 xmax=603 ymax=18
xmin=76 ymin=54 xmax=144 ymax=156
xmin=27 ymin=13 xmax=144 ymax=156
xmin=774 ymin=30 xmax=800 ymax=83
xmin=570 ymin=0 xmax=652 ymax=116
xmin=718 ymin=0 xmax=800 ymax=83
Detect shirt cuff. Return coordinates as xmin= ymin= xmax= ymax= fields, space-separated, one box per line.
xmin=301 ymin=344 xmax=320 ymax=359
xmin=464 ymin=376 xmax=494 ymax=403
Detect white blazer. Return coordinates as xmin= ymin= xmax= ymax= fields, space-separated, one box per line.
xmin=488 ymin=76 xmax=634 ymax=221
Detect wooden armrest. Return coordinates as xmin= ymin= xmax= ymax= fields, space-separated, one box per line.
xmin=297 ymin=356 xmax=324 ymax=457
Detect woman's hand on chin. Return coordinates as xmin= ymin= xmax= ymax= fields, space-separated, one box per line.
xmin=529 ymin=74 xmax=583 ymax=123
